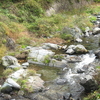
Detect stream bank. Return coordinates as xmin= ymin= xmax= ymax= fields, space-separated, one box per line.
xmin=0 ymin=12 xmax=100 ymax=100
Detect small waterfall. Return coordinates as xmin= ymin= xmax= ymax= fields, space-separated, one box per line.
xmin=75 ymin=53 xmax=96 ymax=69
xmin=64 ymin=53 xmax=96 ymax=84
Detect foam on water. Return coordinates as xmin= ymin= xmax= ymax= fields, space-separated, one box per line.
xmin=75 ymin=54 xmax=96 ymax=69
xmin=64 ymin=53 xmax=96 ymax=84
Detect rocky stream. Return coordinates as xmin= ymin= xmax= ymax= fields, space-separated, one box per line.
xmin=0 ymin=14 xmax=100 ymax=100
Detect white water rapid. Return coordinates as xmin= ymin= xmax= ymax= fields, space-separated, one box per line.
xmin=64 ymin=53 xmax=96 ymax=84
xmin=75 ymin=53 xmax=96 ymax=69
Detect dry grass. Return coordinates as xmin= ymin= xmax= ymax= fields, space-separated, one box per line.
xmin=45 ymin=37 xmax=65 ymax=44
xmin=0 ymin=45 xmax=7 ymax=60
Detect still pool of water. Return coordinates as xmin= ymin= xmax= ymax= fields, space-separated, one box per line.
xmin=28 ymin=64 xmax=61 ymax=81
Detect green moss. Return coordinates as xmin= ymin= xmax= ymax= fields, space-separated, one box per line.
xmin=53 ymin=54 xmax=64 ymax=61
xmin=96 ymin=66 xmax=100 ymax=69
xmin=43 ymin=55 xmax=51 ymax=65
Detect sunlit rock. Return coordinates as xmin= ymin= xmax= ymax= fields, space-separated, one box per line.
xmin=28 ymin=47 xmax=55 ymax=63
xmin=1 ymin=78 xmax=20 ymax=93
xmin=2 ymin=56 xmax=20 ymax=67
xmin=93 ymin=27 xmax=100 ymax=35
xmin=66 ymin=44 xmax=88 ymax=54
xmin=42 ymin=43 xmax=59 ymax=50
xmin=27 ymin=76 xmax=44 ymax=92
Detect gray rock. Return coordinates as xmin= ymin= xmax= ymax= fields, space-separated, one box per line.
xmin=84 ymin=27 xmax=90 ymax=37
xmin=66 ymin=44 xmax=88 ymax=54
xmin=6 ymin=37 xmax=16 ymax=50
xmin=27 ymin=76 xmax=44 ymax=92
xmin=28 ymin=47 xmax=55 ymax=62
xmin=22 ymin=62 xmax=29 ymax=66
xmin=2 ymin=56 xmax=20 ymax=67
xmin=66 ymin=48 xmax=75 ymax=54
xmin=75 ymin=38 xmax=83 ymax=42
xmin=65 ymin=55 xmax=82 ymax=63
xmin=56 ymin=78 xmax=67 ymax=85
xmin=77 ymin=68 xmax=85 ymax=73
xmin=75 ymin=44 xmax=88 ymax=53
xmin=6 ymin=78 xmax=20 ymax=89
xmin=8 ymin=65 xmax=21 ymax=69
xmin=1 ymin=83 xmax=13 ymax=93
xmin=49 ymin=59 xmax=67 ymax=68
xmin=60 ymin=45 xmax=67 ymax=50
xmin=80 ymin=75 xmax=98 ymax=92
xmin=69 ymin=83 xmax=84 ymax=100
xmin=97 ymin=15 xmax=100 ymax=21
xmin=42 ymin=43 xmax=59 ymax=50
xmin=63 ymin=93 xmax=72 ymax=100
xmin=22 ymin=62 xmax=29 ymax=69
xmin=9 ymin=69 xmax=26 ymax=79
xmin=62 ymin=27 xmax=82 ymax=39
xmin=93 ymin=27 xmax=100 ymax=35
xmin=94 ymin=49 xmax=100 ymax=59
xmin=2 ymin=94 xmax=12 ymax=100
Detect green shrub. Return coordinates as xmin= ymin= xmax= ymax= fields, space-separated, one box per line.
xmin=17 ymin=78 xmax=33 ymax=93
xmin=13 ymin=67 xmax=20 ymax=71
xmin=16 ymin=37 xmax=30 ymax=45
xmin=60 ymin=33 xmax=74 ymax=40
xmin=2 ymin=69 xmax=14 ymax=77
xmin=43 ymin=55 xmax=51 ymax=64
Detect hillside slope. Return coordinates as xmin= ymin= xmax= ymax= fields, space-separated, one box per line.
xmin=0 ymin=0 xmax=99 ymax=59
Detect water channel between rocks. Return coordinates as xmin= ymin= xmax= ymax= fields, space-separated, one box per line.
xmin=0 ymin=34 xmax=100 ymax=100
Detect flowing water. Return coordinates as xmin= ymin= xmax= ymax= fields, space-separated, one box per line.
xmin=0 ymin=34 xmax=100 ymax=99
xmin=64 ymin=53 xmax=96 ymax=84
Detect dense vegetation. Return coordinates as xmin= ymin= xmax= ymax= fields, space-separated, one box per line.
xmin=0 ymin=0 xmax=100 ymax=59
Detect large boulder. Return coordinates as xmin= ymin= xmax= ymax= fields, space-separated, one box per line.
xmin=6 ymin=37 xmax=16 ymax=50
xmin=9 ymin=69 xmax=26 ymax=79
xmin=27 ymin=76 xmax=44 ymax=92
xmin=42 ymin=43 xmax=59 ymax=50
xmin=62 ymin=27 xmax=82 ymax=39
xmin=75 ymin=44 xmax=88 ymax=53
xmin=2 ymin=56 xmax=20 ymax=67
xmin=49 ymin=59 xmax=67 ymax=68
xmin=1 ymin=78 xmax=20 ymax=93
xmin=80 ymin=75 xmax=98 ymax=93
xmin=28 ymin=47 xmax=55 ymax=64
xmin=93 ymin=27 xmax=100 ymax=35
xmin=66 ymin=44 xmax=88 ymax=54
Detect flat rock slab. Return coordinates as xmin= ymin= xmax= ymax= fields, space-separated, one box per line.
xmin=28 ymin=47 xmax=55 ymax=62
